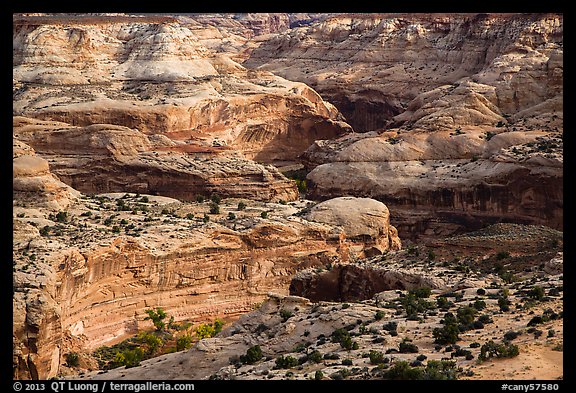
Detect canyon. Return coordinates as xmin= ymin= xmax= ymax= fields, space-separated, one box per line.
xmin=12 ymin=12 xmax=562 ymax=381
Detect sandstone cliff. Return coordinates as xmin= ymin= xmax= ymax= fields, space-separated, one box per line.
xmin=243 ymin=13 xmax=563 ymax=239
xmin=13 ymin=15 xmax=350 ymax=169
xmin=78 ymin=240 xmax=563 ymax=381
xmin=245 ymin=13 xmax=562 ymax=133
xmin=303 ymin=128 xmax=562 ymax=239
xmin=13 ymin=147 xmax=397 ymax=379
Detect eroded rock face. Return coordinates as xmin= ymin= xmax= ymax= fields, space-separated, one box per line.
xmin=245 ymin=13 xmax=563 ymax=133
xmin=289 ymin=263 xmax=442 ymax=302
xmin=13 ymin=184 xmax=399 ymax=379
xmin=303 ymin=197 xmax=401 ymax=257
xmin=13 ymin=116 xmax=299 ymax=203
xmin=13 ymin=15 xmax=350 ymax=167
xmin=304 ymin=129 xmax=563 ymax=240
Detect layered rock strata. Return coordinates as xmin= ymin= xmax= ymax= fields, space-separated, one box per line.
xmin=13 ymin=151 xmax=395 ymax=380
xmin=13 ymin=117 xmax=300 ymax=202
xmin=13 ymin=15 xmax=350 ymax=166
xmin=79 ymin=251 xmax=563 ymax=380
xmin=245 ymin=13 xmax=563 ymax=133
xmin=303 ymin=129 xmax=562 ymax=239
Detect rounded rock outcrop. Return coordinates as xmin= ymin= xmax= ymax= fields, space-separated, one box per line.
xmin=303 ymin=196 xmax=401 ymax=257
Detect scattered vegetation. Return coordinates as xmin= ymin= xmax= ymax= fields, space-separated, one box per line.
xmin=479 ymin=340 xmax=520 ymax=361
xmin=383 ymin=360 xmax=459 ymax=380
xmin=194 ymin=319 xmax=224 ymax=339
xmin=275 ymin=355 xmax=299 ymax=369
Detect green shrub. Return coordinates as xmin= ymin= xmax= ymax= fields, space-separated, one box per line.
xmin=65 ymin=352 xmax=80 ymax=367
xmin=144 ymin=308 xmax=168 ymax=331
xmin=399 ymin=340 xmax=419 ymax=353
xmin=382 ymin=321 xmax=398 ymax=333
xmin=209 ymin=202 xmax=220 ymax=214
xmin=210 ymin=194 xmax=221 ymax=204
xmin=504 ymin=331 xmax=520 ymax=341
xmin=275 ymin=355 xmax=298 ymax=369
xmin=260 ymin=211 xmax=268 ymax=219
xmin=433 ymin=313 xmax=460 ymax=345
xmin=528 ymin=286 xmax=545 ymax=300
xmin=478 ymin=314 xmax=493 ymax=324
xmin=136 ymin=331 xmax=164 ymax=355
xmin=410 ymin=287 xmax=432 ymax=298
xmin=240 ymin=345 xmax=263 ymax=365
xmin=307 ymin=350 xmax=323 ymax=363
xmin=176 ymin=335 xmax=193 ymax=351
xmin=472 ymin=300 xmax=486 ymax=311
xmin=294 ymin=179 xmax=307 ymax=193
xmin=237 ymin=202 xmax=246 ymax=211
xmin=279 ymin=309 xmax=293 ymax=322
xmin=227 ymin=212 xmax=236 ymax=220
xmin=55 ymin=211 xmax=68 ymax=223
xmin=384 ymin=360 xmax=424 ymax=380
xmin=479 ymin=340 xmax=519 ymax=361
xmin=375 ymin=310 xmax=386 ymax=320
xmin=369 ymin=350 xmax=386 ymax=364
xmin=436 ymin=296 xmax=452 ymax=310
xmin=330 ymin=328 xmax=357 ymax=350
xmin=314 ymin=370 xmax=324 ymax=380
xmin=186 ymin=213 xmax=194 ymax=220
xmin=195 ymin=319 xmax=224 ymax=339
xmin=498 ymin=296 xmax=511 ymax=312
xmin=112 ymin=347 xmax=144 ymax=369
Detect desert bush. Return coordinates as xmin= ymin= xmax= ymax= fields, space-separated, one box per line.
xmin=237 ymin=202 xmax=246 ymax=211
xmin=369 ymin=350 xmax=386 ymax=364
xmin=314 ymin=370 xmax=324 ymax=380
xmin=528 ymin=286 xmax=545 ymax=301
xmin=479 ymin=340 xmax=519 ymax=361
xmin=307 ymin=350 xmax=323 ymax=363
xmin=382 ymin=321 xmax=398 ymax=332
xmin=503 ymin=331 xmax=520 ymax=341
xmin=240 ymin=345 xmax=263 ymax=365
xmin=209 ymin=202 xmax=220 ymax=214
xmin=436 ymin=296 xmax=452 ymax=310
xmin=210 ymin=194 xmax=221 ymax=204
xmin=410 ymin=287 xmax=432 ymax=298
xmin=472 ymin=300 xmax=486 ymax=311
xmin=279 ymin=309 xmax=293 ymax=322
xmin=144 ymin=308 xmax=168 ymax=332
xmin=112 ymin=347 xmax=144 ymax=369
xmin=65 ymin=352 xmax=80 ymax=367
xmin=275 ymin=355 xmax=298 ymax=369
xmin=399 ymin=339 xmax=419 ymax=353
xmin=498 ymin=296 xmax=511 ymax=312
xmin=433 ymin=313 xmax=460 ymax=345
xmin=176 ymin=335 xmax=193 ymax=351
xmin=194 ymin=319 xmax=224 ymax=339
xmin=374 ymin=310 xmax=386 ymax=320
